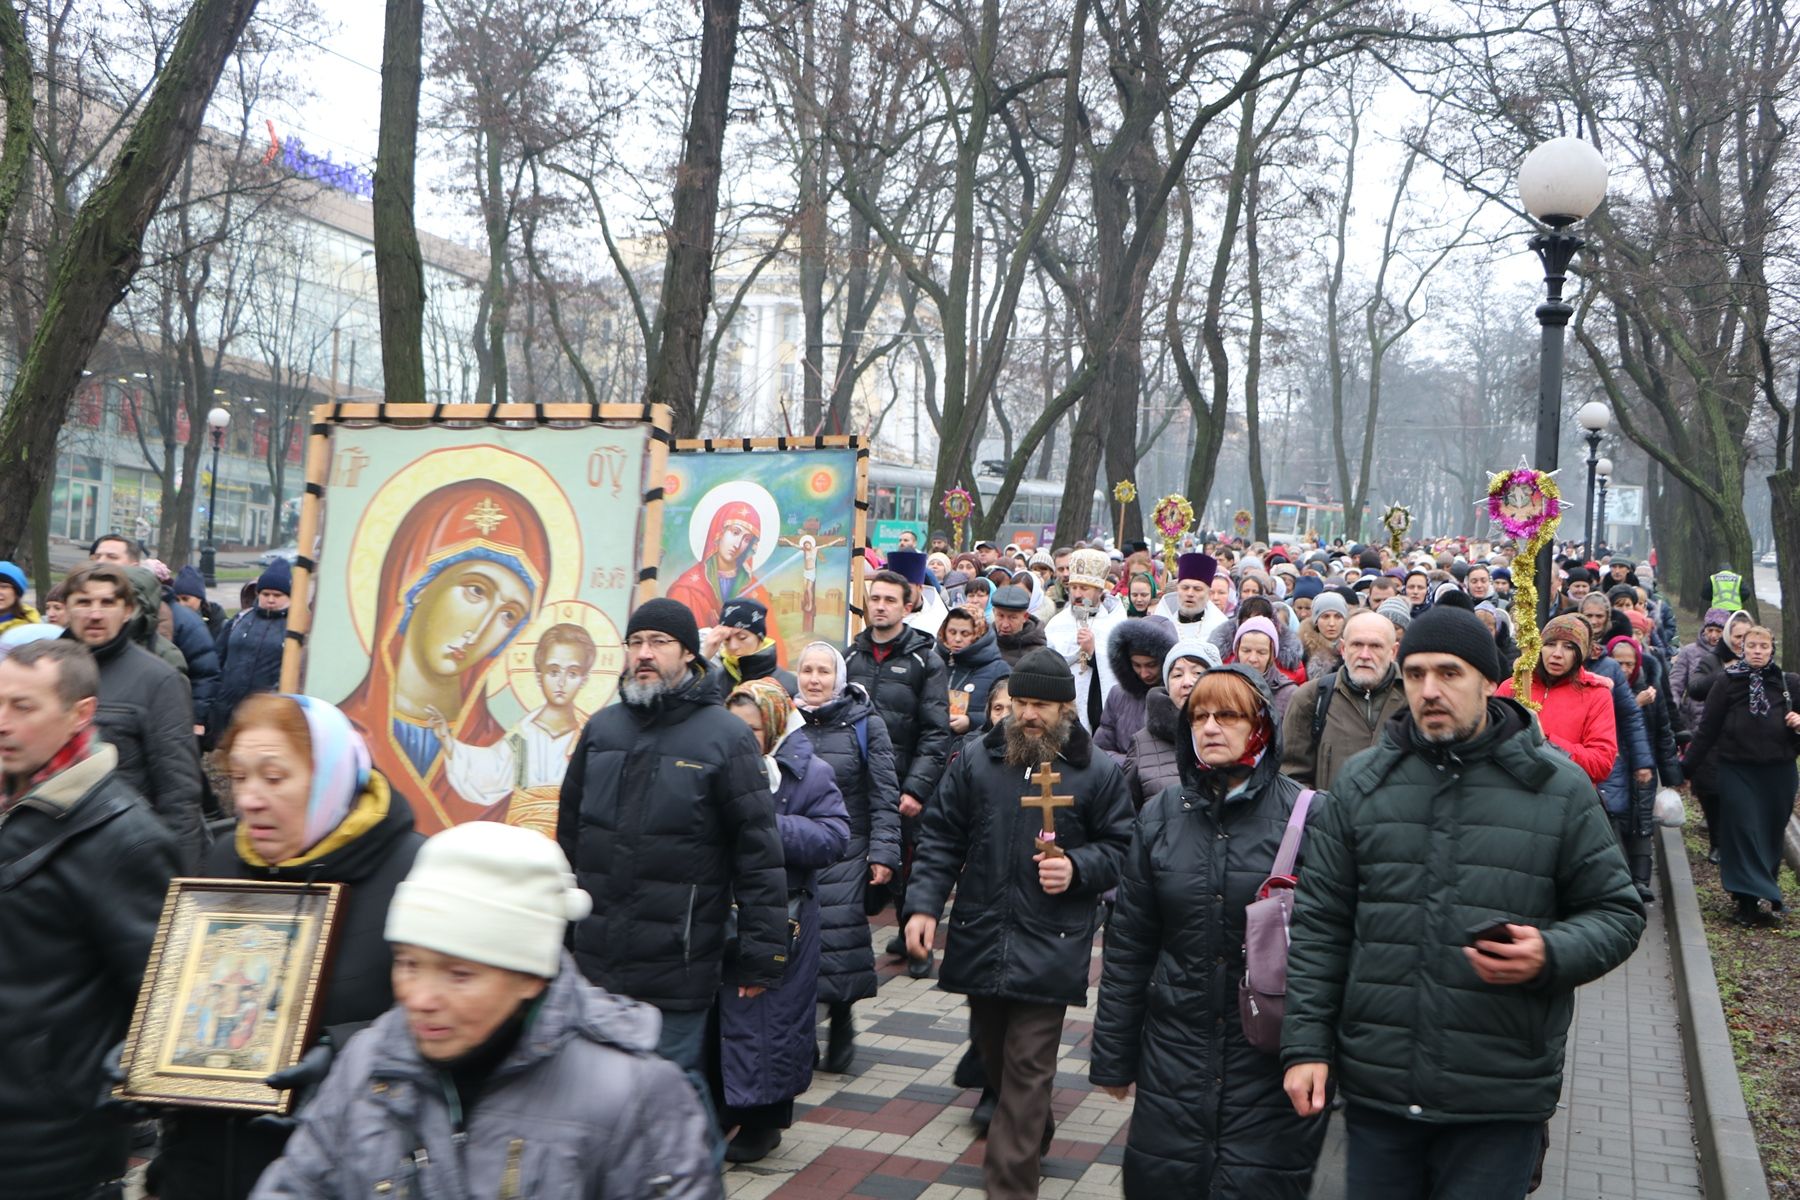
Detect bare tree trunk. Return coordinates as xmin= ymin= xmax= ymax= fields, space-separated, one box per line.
xmin=0 ymin=0 xmax=263 ymax=553
xmin=1768 ymin=468 xmax=1800 ymax=672
xmin=376 ymin=0 xmax=428 ymax=403
xmin=1245 ymin=150 xmax=1268 ymax=543
xmin=643 ymin=0 xmax=742 ymax=437
xmin=0 ymin=0 xmax=33 ymax=250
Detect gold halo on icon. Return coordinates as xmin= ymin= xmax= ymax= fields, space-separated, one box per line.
xmin=341 ymin=443 xmax=581 ymax=653
xmin=490 ymin=600 xmax=624 ymax=713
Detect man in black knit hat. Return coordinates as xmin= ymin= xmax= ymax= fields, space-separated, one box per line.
xmin=903 ymin=647 xmax=1133 ymax=1199
xmin=558 ymin=596 xmax=787 ymax=1165
xmin=1281 ymin=606 xmax=1644 ymax=1200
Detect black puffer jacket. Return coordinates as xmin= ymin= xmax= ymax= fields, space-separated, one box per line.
xmin=1283 ymin=699 xmax=1645 ymax=1124
xmin=1096 ymin=619 xmax=1178 ymax=760
xmin=1627 ymin=650 xmax=1685 ymax=785
xmin=944 ymin=629 xmax=1011 ymax=731
xmin=1092 ymin=665 xmax=1329 ymax=1197
xmin=1123 ymin=686 xmax=1183 ymax=811
xmin=157 ymin=776 xmax=424 ymax=1200
xmin=168 ymin=600 xmax=222 ymax=731
xmin=558 ymin=665 xmax=789 ymax=1010
xmin=903 ymin=718 xmax=1133 ymax=1007
xmin=801 ymin=685 xmax=904 ymax=1003
xmin=212 ymin=604 xmax=290 ymax=733
xmin=0 ymin=744 xmax=181 ymax=1200
xmin=70 ymin=625 xmax=206 ymax=870
xmin=994 ymin=614 xmax=1049 ymax=666
xmin=845 ymin=624 xmax=950 ymax=801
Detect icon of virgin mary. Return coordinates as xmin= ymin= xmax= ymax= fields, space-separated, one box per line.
xmin=337 ymin=480 xmax=551 ymax=832
xmin=667 ymin=498 xmax=775 ymax=628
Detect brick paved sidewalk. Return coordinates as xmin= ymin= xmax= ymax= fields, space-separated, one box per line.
xmin=733 ymin=894 xmax=1702 ymax=1200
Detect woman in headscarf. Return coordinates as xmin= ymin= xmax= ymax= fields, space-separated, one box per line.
xmin=1213 ymin=594 xmax=1306 ymax=679
xmin=1679 ymin=609 xmax=1752 ymax=856
xmin=1092 ymin=664 xmax=1329 ymax=1196
xmin=1684 ymin=625 xmax=1800 ymax=926
xmin=1210 ymin=573 xmax=1238 ymax=619
xmin=1230 ymin=616 xmax=1298 ymax=722
xmin=793 ymin=641 xmax=902 ymax=1074
xmin=938 ymin=608 xmax=1011 ymax=737
xmin=1671 ymin=608 xmax=1732 ymax=730
xmin=1122 ymin=641 xmax=1219 ymax=810
xmin=1607 ymin=634 xmax=1684 ymax=901
xmin=156 ymin=694 xmax=423 ymax=1200
xmin=718 ymin=679 xmax=850 ymax=1161
xmin=337 ymin=480 xmax=550 ymax=833
xmin=1124 ymin=572 xmax=1160 ymax=620
xmin=1021 ymin=566 xmax=1054 ymax=621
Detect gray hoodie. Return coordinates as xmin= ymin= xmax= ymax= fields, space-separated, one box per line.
xmin=252 ymin=955 xmax=720 ymax=1200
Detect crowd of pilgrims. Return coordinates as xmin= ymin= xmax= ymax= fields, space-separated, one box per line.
xmin=0 ymin=523 xmax=1793 ymax=1200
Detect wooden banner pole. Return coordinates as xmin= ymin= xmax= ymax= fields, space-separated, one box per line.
xmin=278 ymin=405 xmax=333 ymax=692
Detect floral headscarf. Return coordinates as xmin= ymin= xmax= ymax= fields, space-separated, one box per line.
xmin=729 ymin=678 xmax=804 ymax=791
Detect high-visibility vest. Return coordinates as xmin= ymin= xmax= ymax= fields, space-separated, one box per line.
xmin=1710 ymin=570 xmax=1744 ymax=611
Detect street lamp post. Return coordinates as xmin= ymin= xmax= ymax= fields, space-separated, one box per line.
xmin=1520 ymin=136 xmax=1610 ymax=627
xmin=1595 ymin=457 xmax=1613 ymax=554
xmin=202 ymin=406 xmax=231 ymax=587
xmin=1577 ymin=401 xmax=1610 ymax=553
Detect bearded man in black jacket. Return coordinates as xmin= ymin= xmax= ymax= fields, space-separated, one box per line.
xmin=904 ymin=648 xmax=1133 ymax=1200
xmin=558 ymin=597 xmax=787 ymax=1165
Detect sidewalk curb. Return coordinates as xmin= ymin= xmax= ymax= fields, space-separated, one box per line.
xmin=1658 ymin=825 xmax=1771 ymax=1200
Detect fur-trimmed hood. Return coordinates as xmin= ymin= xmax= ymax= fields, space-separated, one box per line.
xmin=1106 ymin=617 xmax=1180 ymax=699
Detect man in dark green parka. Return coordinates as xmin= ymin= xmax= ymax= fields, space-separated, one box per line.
xmin=1280 ymin=607 xmax=1644 ymax=1200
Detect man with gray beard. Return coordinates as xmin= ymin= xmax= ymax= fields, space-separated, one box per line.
xmin=558 ymin=596 xmax=787 ymax=1165
xmin=1281 ymin=610 xmax=1408 ymax=790
xmin=904 ymin=648 xmax=1133 ymax=1199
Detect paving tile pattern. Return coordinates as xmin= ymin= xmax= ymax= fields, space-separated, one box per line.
xmin=738 ymin=896 xmax=1703 ymax=1199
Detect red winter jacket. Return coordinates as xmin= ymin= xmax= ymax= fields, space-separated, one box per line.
xmin=1500 ymin=669 xmax=1618 ymax=785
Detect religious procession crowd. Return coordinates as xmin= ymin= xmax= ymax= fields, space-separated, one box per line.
xmin=0 ymin=518 xmax=1796 ymax=1200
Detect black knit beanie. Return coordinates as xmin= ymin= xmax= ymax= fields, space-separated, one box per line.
xmin=1009 ymin=647 xmax=1077 ymax=702
xmin=626 ymin=597 xmax=701 ymax=657
xmin=718 ymin=598 xmax=768 ymax=638
xmin=1398 ymin=606 xmax=1505 ymax=682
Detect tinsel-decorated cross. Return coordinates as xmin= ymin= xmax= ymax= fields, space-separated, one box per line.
xmin=1483 ymin=462 xmax=1563 ymax=710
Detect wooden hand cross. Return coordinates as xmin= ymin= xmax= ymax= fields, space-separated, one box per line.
xmin=1022 ymin=762 xmax=1075 ymax=858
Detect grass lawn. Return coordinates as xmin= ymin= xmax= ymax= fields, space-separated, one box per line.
xmin=1683 ymin=822 xmax=1800 ymax=1194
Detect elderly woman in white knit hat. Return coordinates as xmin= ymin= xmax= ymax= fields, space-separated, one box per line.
xmin=251 ymin=823 xmax=721 ymax=1200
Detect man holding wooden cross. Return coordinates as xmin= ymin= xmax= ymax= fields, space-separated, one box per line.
xmin=904 ymin=648 xmax=1134 ymax=1198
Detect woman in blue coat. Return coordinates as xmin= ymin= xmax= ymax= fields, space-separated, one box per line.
xmin=719 ymin=679 xmax=851 ymax=1163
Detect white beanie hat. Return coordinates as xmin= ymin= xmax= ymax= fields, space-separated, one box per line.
xmin=385 ymin=823 xmax=593 ymax=978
